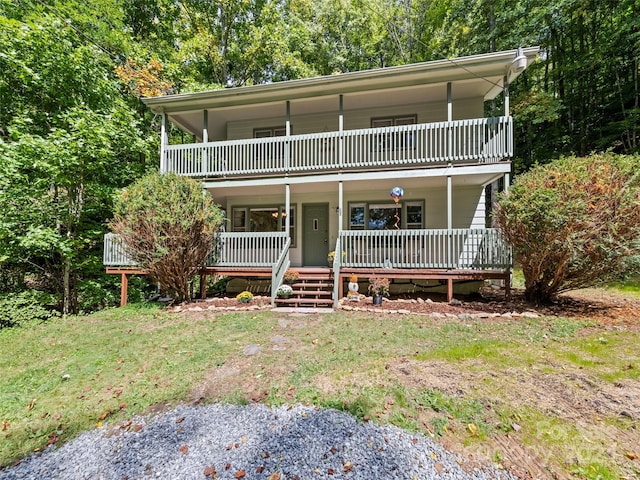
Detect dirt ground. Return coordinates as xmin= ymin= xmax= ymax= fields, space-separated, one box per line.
xmin=178 ymin=287 xmax=640 ymax=479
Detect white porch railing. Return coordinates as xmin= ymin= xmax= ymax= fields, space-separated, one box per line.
xmin=104 ymin=232 xmax=290 ymax=268
xmin=163 ymin=116 xmax=512 ymax=177
xmin=212 ymin=232 xmax=289 ymax=266
xmin=105 ymin=229 xmax=510 ymax=271
xmin=338 ymin=228 xmax=511 ymax=270
xmin=103 ymin=233 xmax=138 ymax=267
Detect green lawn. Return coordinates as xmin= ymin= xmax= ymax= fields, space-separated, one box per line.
xmin=1 ymin=300 xmax=638 ymax=479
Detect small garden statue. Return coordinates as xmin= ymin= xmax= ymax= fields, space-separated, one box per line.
xmin=347 ymin=273 xmax=360 ymax=301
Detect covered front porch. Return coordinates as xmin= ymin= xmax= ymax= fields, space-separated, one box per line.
xmin=104 ymin=227 xmax=511 ymax=307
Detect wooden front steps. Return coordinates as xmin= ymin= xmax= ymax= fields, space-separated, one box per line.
xmin=274 ymin=268 xmax=334 ymax=308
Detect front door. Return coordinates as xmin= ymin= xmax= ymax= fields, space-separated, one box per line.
xmin=302 ymin=204 xmax=329 ymax=266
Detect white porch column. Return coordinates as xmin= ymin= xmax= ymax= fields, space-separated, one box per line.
xmin=338 ymin=180 xmax=343 ymax=233
xmin=285 ymin=183 xmax=291 ymax=236
xmin=503 ymin=74 xmax=509 ymax=117
xmin=202 ymin=110 xmax=209 ymax=143
xmin=338 ymin=94 xmax=344 ymax=168
xmin=202 ymin=110 xmax=208 ymax=175
xmin=160 ymin=112 xmax=168 ymax=173
xmin=447 ymin=82 xmax=453 ymax=162
xmin=447 ymin=175 xmax=452 ymax=230
xmin=285 ymin=101 xmax=291 ymax=170
xmin=504 ymin=172 xmax=510 ymax=193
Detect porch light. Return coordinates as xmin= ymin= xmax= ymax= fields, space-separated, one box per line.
xmin=510 ymin=47 xmax=527 ymax=75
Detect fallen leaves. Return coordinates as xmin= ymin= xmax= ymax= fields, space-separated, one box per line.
xmin=27 ymin=399 xmax=36 ymax=411
xmin=234 ymin=470 xmax=245 ymax=478
xmin=46 ymin=433 xmax=59 ymax=447
xmin=203 ymin=465 xmax=217 ymax=477
xmin=179 ymin=444 xmax=189 ymax=455
xmin=98 ymin=409 xmax=112 ymax=421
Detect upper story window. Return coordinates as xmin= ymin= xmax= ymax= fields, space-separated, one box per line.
xmin=253 ymin=127 xmax=287 ymax=162
xmin=371 ymin=115 xmax=417 ymax=151
xmin=254 ymin=127 xmax=287 ymax=138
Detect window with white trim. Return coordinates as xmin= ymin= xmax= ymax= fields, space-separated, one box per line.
xmin=253 ymin=126 xmax=287 ymax=138
xmin=232 ymin=205 xmax=296 ymax=246
xmin=348 ymin=201 xmax=423 ymax=230
xmin=371 ymin=115 xmax=417 ymax=150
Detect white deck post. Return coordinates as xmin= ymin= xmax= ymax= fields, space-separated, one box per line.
xmin=338 ymin=180 xmax=343 ymax=233
xmin=447 ymin=83 xmax=453 ymax=268
xmin=285 ymin=101 xmax=291 ymax=170
xmin=503 ymin=74 xmax=509 ymax=117
xmin=202 ymin=110 xmax=208 ymax=175
xmin=160 ymin=112 xmax=167 ymax=173
xmin=339 ymin=95 xmax=344 ymax=168
xmin=447 ymin=82 xmax=452 ymax=161
xmin=285 ymin=183 xmax=290 ymax=235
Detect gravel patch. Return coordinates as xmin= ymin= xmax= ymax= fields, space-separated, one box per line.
xmin=0 ymin=404 xmax=514 ymax=480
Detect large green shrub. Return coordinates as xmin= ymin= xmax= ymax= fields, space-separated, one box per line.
xmin=496 ymin=153 xmax=640 ymax=304
xmin=110 ymin=172 xmax=224 ymax=303
xmin=0 ymin=291 xmax=60 ymax=329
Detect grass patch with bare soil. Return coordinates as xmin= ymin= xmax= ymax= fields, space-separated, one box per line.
xmin=1 ymin=289 xmax=639 ymax=480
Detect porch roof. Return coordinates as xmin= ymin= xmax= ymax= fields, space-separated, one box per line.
xmin=144 ymin=47 xmax=539 ymax=137
xmin=204 ymin=163 xmax=509 ymax=205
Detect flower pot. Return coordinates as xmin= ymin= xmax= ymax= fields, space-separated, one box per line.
xmin=372 ymin=295 xmax=383 ymax=305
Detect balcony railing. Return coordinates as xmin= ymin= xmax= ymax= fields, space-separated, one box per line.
xmin=104 ymin=229 xmax=510 ymax=271
xmin=162 ymin=116 xmax=512 ymax=177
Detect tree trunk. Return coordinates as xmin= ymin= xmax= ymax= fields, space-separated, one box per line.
xmin=63 ymin=255 xmax=71 ymax=315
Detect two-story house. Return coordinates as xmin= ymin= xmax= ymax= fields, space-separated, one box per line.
xmin=104 ymin=47 xmax=539 ymax=307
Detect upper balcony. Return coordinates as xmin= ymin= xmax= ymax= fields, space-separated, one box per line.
xmin=144 ymin=48 xmax=538 ymax=181
xmin=162 ymin=116 xmax=512 ymax=178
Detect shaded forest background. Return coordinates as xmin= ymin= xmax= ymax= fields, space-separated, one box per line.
xmin=1 ymin=0 xmax=638 ymax=314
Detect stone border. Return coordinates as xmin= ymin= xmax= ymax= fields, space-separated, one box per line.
xmin=171 ymin=295 xmax=541 ymax=319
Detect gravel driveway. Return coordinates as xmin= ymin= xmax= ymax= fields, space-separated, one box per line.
xmin=0 ymin=403 xmax=514 ymax=480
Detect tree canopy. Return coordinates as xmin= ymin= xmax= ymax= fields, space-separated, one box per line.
xmin=1 ymin=0 xmax=638 ymax=311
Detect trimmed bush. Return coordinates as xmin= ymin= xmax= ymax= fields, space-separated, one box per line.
xmin=496 ymin=153 xmax=640 ymax=304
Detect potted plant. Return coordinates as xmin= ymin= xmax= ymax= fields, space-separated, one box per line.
xmin=327 ymin=250 xmax=346 ymax=265
xmin=283 ymin=269 xmax=299 ymax=283
xmin=236 ymin=291 xmax=253 ymax=303
xmin=276 ymin=284 xmax=293 ymax=298
xmin=368 ymin=277 xmax=389 ymax=305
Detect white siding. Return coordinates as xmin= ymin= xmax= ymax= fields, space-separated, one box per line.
xmin=226 ymin=97 xmax=484 ymax=141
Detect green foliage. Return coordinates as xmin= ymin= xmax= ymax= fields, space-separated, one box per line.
xmin=111 ymin=172 xmax=224 ymax=302
xmin=0 ymin=13 xmax=151 ymax=313
xmin=0 ymin=291 xmax=60 ymax=329
xmin=496 ymin=153 xmax=640 ymax=303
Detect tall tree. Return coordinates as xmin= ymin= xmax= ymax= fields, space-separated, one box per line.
xmin=0 ymin=12 xmax=150 ymax=313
